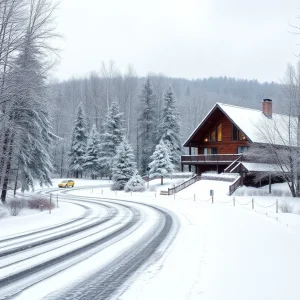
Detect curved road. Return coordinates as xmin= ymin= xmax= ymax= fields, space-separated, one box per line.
xmin=0 ymin=186 xmax=179 ymax=300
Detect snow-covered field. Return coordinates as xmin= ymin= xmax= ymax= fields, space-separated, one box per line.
xmin=1 ymin=178 xmax=300 ymax=299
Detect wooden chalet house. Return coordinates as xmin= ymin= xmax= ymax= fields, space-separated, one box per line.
xmin=181 ymin=99 xmax=274 ymax=175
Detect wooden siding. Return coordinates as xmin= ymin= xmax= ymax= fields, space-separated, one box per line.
xmin=197 ymin=114 xmax=249 ymax=154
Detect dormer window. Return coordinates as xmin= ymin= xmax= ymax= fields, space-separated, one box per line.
xmin=232 ymin=124 xmax=246 ymax=141
xmin=209 ymin=123 xmax=222 ymax=142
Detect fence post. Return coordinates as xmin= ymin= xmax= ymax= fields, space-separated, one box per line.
xmin=276 ymin=199 xmax=278 ymax=213
xmin=57 ymin=193 xmax=59 ymax=208
xmin=49 ymin=193 xmax=52 ymax=214
xmin=212 ymin=195 xmax=214 ymax=204
xmin=252 ymin=198 xmax=254 ymax=210
xmin=131 ymin=191 xmax=132 ymax=196
xmin=194 ymin=194 xmax=195 ymax=202
xmin=233 ymin=197 xmax=235 ymax=206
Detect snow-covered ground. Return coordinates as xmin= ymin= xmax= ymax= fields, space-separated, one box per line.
xmin=65 ymin=179 xmax=300 ymax=300
xmin=2 ymin=178 xmax=300 ymax=299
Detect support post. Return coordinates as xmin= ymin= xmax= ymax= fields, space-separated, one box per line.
xmin=233 ymin=197 xmax=235 ymax=206
xmin=252 ymin=198 xmax=254 ymax=210
xmin=188 ymin=146 xmax=192 ymax=172
xmin=57 ymin=193 xmax=59 ymax=208
xmin=49 ymin=193 xmax=52 ymax=214
xmin=269 ymin=174 xmax=272 ymax=194
xmin=276 ymin=199 xmax=278 ymax=213
xmin=212 ymin=195 xmax=214 ymax=204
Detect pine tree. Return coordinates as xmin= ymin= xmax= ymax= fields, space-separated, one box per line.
xmin=159 ymin=86 xmax=182 ymax=169
xmin=111 ymin=138 xmax=136 ymax=190
xmin=99 ymin=102 xmax=124 ymax=178
xmin=69 ymin=103 xmax=88 ymax=178
xmin=84 ymin=124 xmax=101 ymax=179
xmin=124 ymin=171 xmax=146 ymax=192
xmin=148 ymin=139 xmax=174 ymax=185
xmin=138 ymin=78 xmax=157 ymax=175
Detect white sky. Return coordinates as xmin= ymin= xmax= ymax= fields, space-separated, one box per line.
xmin=54 ymin=0 xmax=300 ymax=82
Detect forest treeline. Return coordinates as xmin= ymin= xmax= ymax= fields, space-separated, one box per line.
xmin=50 ymin=62 xmax=283 ymax=178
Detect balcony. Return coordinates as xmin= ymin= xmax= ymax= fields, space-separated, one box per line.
xmin=181 ymin=154 xmax=241 ymax=165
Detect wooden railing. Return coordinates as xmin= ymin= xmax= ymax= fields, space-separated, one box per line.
xmin=168 ymin=175 xmax=199 ymax=195
xmin=181 ymin=154 xmax=241 ymax=163
xmin=229 ymin=176 xmax=242 ymax=196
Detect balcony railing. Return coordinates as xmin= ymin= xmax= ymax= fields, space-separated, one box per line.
xmin=181 ymin=154 xmax=241 ymax=164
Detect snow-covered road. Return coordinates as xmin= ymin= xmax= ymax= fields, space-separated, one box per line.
xmin=0 ymin=186 xmax=179 ymax=299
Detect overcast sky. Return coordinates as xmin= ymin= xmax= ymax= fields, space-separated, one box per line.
xmin=54 ymin=0 xmax=300 ymax=83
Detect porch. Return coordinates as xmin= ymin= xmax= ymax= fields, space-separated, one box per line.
xmin=181 ymin=154 xmax=241 ymax=174
xmin=181 ymin=154 xmax=241 ymax=165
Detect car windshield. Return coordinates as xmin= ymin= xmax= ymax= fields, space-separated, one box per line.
xmin=62 ymin=180 xmax=68 ymax=183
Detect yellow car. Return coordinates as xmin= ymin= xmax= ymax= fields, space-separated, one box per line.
xmin=58 ymin=180 xmax=75 ymax=188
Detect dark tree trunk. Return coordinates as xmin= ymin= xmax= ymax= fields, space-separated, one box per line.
xmin=1 ymin=136 xmax=14 ymax=203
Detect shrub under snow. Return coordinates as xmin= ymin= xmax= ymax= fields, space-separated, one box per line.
xmin=279 ymin=202 xmax=294 ymax=213
xmin=0 ymin=207 xmax=8 ymax=219
xmin=6 ymin=198 xmax=26 ymax=216
xmin=124 ymin=172 xmax=146 ymax=192
xmin=28 ymin=196 xmax=55 ymax=211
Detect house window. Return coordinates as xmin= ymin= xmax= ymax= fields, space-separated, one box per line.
xmin=209 ymin=124 xmax=222 ymax=142
xmin=237 ymin=146 xmax=249 ymax=154
xmin=232 ymin=124 xmax=246 ymax=141
xmin=204 ymin=147 xmax=218 ymax=155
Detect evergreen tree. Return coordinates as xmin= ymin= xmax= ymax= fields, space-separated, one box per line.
xmin=111 ymin=138 xmax=136 ymax=190
xmin=125 ymin=171 xmax=146 ymax=192
xmin=99 ymin=102 xmax=124 ymax=178
xmin=159 ymin=86 xmax=182 ymax=169
xmin=69 ymin=103 xmax=88 ymax=178
xmin=84 ymin=124 xmax=101 ymax=179
xmin=138 ymin=78 xmax=157 ymax=175
xmin=0 ymin=0 xmax=57 ymax=201
xmin=148 ymin=139 xmax=174 ymax=185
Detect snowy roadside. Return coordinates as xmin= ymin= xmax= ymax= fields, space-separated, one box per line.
xmin=0 ymin=179 xmax=112 ymax=238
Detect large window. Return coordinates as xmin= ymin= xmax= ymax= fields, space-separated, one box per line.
xmin=209 ymin=124 xmax=222 ymax=142
xmin=232 ymin=124 xmax=246 ymax=141
xmin=237 ymin=146 xmax=249 ymax=154
xmin=204 ymin=147 xmax=218 ymax=155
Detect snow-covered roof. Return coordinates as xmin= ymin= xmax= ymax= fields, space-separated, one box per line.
xmin=231 ymin=162 xmax=289 ymax=173
xmin=183 ymin=102 xmax=297 ymax=146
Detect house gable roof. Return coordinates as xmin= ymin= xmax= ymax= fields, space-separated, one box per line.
xmin=183 ymin=102 xmax=294 ymax=147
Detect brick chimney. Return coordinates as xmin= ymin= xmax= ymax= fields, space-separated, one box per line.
xmin=262 ymin=99 xmax=272 ymax=118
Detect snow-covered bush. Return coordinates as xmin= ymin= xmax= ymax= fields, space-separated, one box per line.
xmin=235 ymin=188 xmax=292 ymax=197
xmin=124 ymin=172 xmax=146 ymax=192
xmin=28 ymin=196 xmax=55 ymax=211
xmin=279 ymin=202 xmax=294 ymax=213
xmin=7 ymin=198 xmax=26 ymax=216
xmin=0 ymin=208 xmax=8 ymax=219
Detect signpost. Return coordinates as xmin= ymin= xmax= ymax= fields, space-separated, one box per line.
xmin=210 ymin=189 xmax=214 ymax=204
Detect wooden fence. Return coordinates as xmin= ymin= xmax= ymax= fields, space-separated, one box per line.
xmin=167 ymin=175 xmax=199 ymax=195
xmin=229 ymin=176 xmax=242 ymax=196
